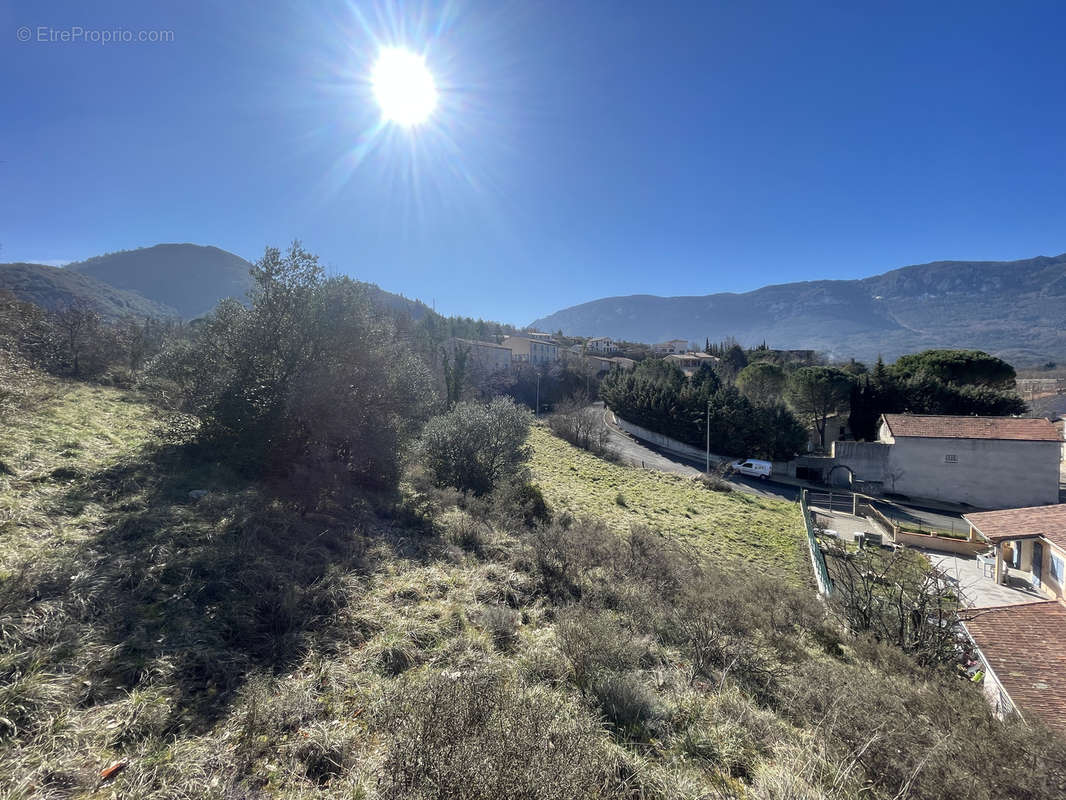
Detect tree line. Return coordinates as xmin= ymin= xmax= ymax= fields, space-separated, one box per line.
xmin=600 ymin=344 xmax=1029 ymax=459
xmin=599 ymin=359 xmax=808 ymax=460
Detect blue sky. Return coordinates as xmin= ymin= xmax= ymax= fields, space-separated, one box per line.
xmin=2 ymin=0 xmax=1064 ymax=324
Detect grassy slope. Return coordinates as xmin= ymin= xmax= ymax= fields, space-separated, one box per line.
xmin=3 ymin=383 xmax=1060 ymax=800
xmin=0 ymin=381 xmax=160 ymax=562
xmin=528 ymin=426 xmax=806 ymax=581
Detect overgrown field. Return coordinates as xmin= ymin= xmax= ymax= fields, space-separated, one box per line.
xmin=1 ymin=380 xmax=1064 ymax=800
xmin=528 ymin=426 xmax=806 ymax=581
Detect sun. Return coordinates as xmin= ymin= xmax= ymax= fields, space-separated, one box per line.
xmin=371 ymin=47 xmax=438 ymax=126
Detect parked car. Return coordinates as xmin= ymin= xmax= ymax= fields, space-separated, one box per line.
xmin=729 ymin=458 xmax=771 ymax=479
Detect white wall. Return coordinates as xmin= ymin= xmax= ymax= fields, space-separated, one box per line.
xmin=886 ymin=437 xmax=1060 ymax=508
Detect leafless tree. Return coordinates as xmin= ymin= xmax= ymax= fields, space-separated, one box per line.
xmin=821 ymin=539 xmax=972 ymax=666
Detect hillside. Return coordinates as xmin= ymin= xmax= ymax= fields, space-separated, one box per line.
xmin=531 ymin=253 xmax=1066 ymax=364
xmin=66 ymin=243 xmax=254 ymax=319
xmin=0 ymin=261 xmax=178 ymax=320
xmin=9 ymin=243 xmax=434 ymax=322
xmin=1 ymin=379 xmax=1063 ymax=798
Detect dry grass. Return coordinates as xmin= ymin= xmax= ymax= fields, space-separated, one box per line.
xmin=1 ymin=378 xmax=1063 ymax=800
xmin=528 ymin=425 xmax=807 ymax=581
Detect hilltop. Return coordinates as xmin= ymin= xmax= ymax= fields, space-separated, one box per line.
xmin=65 ymin=243 xmax=255 ymax=319
xmin=531 ymin=253 xmax=1066 ymax=364
xmin=4 ymin=243 xmax=435 ymax=322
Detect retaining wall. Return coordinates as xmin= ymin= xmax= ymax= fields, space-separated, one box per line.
xmin=611 ymin=414 xmax=725 ymax=465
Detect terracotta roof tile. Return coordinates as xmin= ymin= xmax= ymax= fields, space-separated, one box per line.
xmin=882 ymin=414 xmax=1060 ymax=442
xmin=963 ymin=601 xmax=1066 ymax=735
xmin=965 ymin=505 xmax=1066 ymax=551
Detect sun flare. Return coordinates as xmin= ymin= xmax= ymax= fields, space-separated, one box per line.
xmin=371 ymin=47 xmax=438 ymax=126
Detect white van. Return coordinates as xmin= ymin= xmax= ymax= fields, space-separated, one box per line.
xmin=730 ymin=459 xmax=772 ymax=479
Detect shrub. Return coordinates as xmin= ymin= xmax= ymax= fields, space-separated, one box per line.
xmin=555 ymin=609 xmax=646 ymax=693
xmin=547 ymin=398 xmax=610 ymax=455
xmin=418 ymin=397 xmax=534 ymax=495
xmin=152 ymin=242 xmax=435 ymax=494
xmin=591 ymin=671 xmax=661 ymax=735
xmin=376 ymin=670 xmax=612 ymax=800
xmin=490 ymin=478 xmax=551 ymax=527
xmin=695 ymin=473 xmax=733 ymax=493
xmin=480 ymin=605 xmax=520 ymax=652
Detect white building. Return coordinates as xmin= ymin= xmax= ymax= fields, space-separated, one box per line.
xmin=586 ymin=336 xmax=616 ymax=355
xmin=652 ymin=339 xmax=691 ymax=355
xmin=834 ymin=414 xmax=1061 ymax=509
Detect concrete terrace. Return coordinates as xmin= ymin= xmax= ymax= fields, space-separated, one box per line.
xmin=925 ymin=549 xmax=1046 ymax=608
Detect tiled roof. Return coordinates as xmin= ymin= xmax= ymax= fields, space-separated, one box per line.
xmin=965 ymin=504 xmax=1066 ymax=551
xmin=882 ymin=414 xmax=1061 ymax=442
xmin=963 ymin=601 xmax=1066 ymax=735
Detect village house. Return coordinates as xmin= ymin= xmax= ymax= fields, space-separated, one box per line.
xmin=963 ymin=599 xmax=1066 ymax=734
xmin=501 ymin=334 xmax=560 ymax=365
xmin=965 ymin=504 xmax=1066 ymax=601
xmin=585 ymin=336 xmax=616 ymax=354
xmin=444 ymin=337 xmax=513 ymax=374
xmin=663 ymin=351 xmax=719 ymax=376
xmin=832 ymin=414 xmax=1061 ymax=508
xmin=652 ymin=339 xmax=690 ymax=355
xmin=961 ymin=504 xmax=1066 ymax=735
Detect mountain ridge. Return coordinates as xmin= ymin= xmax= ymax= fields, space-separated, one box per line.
xmin=531 ymin=253 xmax=1066 ymax=364
xmin=2 ymin=243 xmax=435 ymax=324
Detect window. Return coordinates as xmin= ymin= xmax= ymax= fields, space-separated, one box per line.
xmin=944 ymin=454 xmax=958 ymax=463
xmin=1052 ymin=553 xmax=1065 ymax=585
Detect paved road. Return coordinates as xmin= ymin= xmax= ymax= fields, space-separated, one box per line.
xmin=600 ymin=409 xmax=800 ymax=502
xmin=600 ymin=407 xmax=967 ymax=529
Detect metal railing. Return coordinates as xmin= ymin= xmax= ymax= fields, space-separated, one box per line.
xmin=801 ymin=489 xmax=833 ymax=597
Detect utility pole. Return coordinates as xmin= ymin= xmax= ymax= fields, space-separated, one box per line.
xmin=705 ymin=400 xmax=711 ymax=473
xmin=536 ymin=372 xmax=541 ymax=417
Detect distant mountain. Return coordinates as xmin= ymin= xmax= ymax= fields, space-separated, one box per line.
xmin=0 ymin=262 xmax=178 ymax=320
xmin=66 ymin=244 xmax=253 ymax=319
xmin=531 ymin=253 xmax=1066 ymax=364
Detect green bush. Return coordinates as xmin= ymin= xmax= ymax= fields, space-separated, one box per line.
xmin=418 ymin=397 xmax=534 ymax=495
xmin=153 ymin=242 xmax=435 ymax=493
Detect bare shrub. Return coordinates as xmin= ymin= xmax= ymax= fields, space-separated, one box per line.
xmin=480 ymin=605 xmax=519 ymax=652
xmin=823 ymin=543 xmax=970 ymax=666
xmin=555 ymin=608 xmax=646 ymax=693
xmin=376 ymin=670 xmax=613 ymax=800
xmin=547 ymin=397 xmax=610 ymax=455
xmin=695 ymin=472 xmax=733 ymax=493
